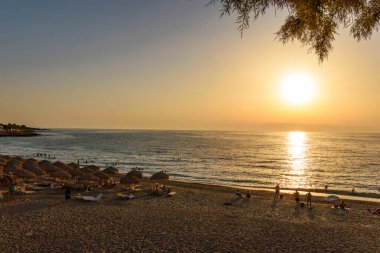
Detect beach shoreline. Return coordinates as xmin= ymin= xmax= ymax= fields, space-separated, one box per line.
xmin=168 ymin=179 xmax=380 ymax=203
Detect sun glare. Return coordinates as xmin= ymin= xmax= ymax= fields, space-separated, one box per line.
xmin=279 ymin=72 xmax=316 ymax=105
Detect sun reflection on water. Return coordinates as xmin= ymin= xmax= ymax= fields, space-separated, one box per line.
xmin=286 ymin=131 xmax=308 ymax=189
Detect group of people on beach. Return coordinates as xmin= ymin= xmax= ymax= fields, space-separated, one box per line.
xmin=273 ymin=184 xmax=313 ymax=208
xmin=235 ymin=190 xmax=251 ymax=200
xmin=153 ymin=183 xmax=172 ymax=195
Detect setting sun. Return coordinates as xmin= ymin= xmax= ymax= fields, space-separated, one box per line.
xmin=279 ymin=72 xmax=317 ymax=105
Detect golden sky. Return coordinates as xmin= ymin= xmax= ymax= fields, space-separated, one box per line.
xmin=1 ymin=1 xmax=379 ymax=131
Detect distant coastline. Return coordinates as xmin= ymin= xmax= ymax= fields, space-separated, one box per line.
xmin=0 ymin=123 xmax=41 ymax=137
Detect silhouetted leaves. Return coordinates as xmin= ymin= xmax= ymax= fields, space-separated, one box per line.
xmin=209 ymin=0 xmax=380 ymax=62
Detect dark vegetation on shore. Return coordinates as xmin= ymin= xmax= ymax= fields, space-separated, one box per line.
xmin=0 ymin=123 xmax=40 ymax=137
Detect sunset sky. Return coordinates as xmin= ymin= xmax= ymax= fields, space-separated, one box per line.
xmin=1 ymin=0 xmax=380 ymax=131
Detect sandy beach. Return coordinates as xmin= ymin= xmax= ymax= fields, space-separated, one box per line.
xmin=1 ymin=179 xmax=379 ymax=253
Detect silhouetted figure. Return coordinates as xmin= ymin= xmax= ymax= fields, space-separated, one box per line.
xmin=306 ymin=191 xmax=312 ymax=207
xmin=293 ymin=190 xmax=300 ymax=207
xmin=246 ymin=190 xmax=251 ymax=199
xmin=274 ymin=184 xmax=280 ymax=201
xmin=65 ymin=187 xmax=72 ymax=200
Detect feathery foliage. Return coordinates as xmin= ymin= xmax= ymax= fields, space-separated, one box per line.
xmin=208 ymin=0 xmax=380 ymax=62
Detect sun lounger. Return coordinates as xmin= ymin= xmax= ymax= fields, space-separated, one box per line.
xmin=81 ymin=193 xmax=103 ymax=201
xmin=24 ymin=191 xmax=36 ymax=194
xmin=117 ymin=193 xmax=135 ymax=200
xmin=331 ymin=206 xmax=350 ymax=210
xmin=72 ymin=194 xmax=83 ymax=200
xmin=362 ymin=208 xmax=380 ymax=216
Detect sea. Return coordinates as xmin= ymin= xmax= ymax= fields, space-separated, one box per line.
xmin=1 ymin=129 xmax=379 ymax=199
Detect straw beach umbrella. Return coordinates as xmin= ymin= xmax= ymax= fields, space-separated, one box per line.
xmin=24 ymin=158 xmax=38 ymax=164
xmin=96 ymin=172 xmax=111 ymax=180
xmin=78 ymin=173 xmax=99 ymax=183
xmin=4 ymin=162 xmax=36 ymax=182
xmin=23 ymin=158 xmax=46 ymax=176
xmin=53 ymin=161 xmax=73 ymax=171
xmin=4 ymin=159 xmax=23 ymax=173
xmin=0 ymin=156 xmax=12 ymax=168
xmin=81 ymin=165 xmax=100 ymax=174
xmin=68 ymin=169 xmax=85 ymax=178
xmin=151 ymin=171 xmax=169 ymax=180
xmin=39 ymin=160 xmax=59 ymax=173
xmin=3 ymin=173 xmax=19 ymax=185
xmin=0 ymin=157 xmax=8 ymax=176
xmin=126 ymin=170 xmax=143 ymax=179
xmin=12 ymin=169 xmax=36 ymax=183
xmin=120 ymin=175 xmax=140 ymax=185
xmin=102 ymin=167 xmax=119 ymax=175
xmin=67 ymin=162 xmax=79 ymax=170
xmin=13 ymin=156 xmax=25 ymax=163
xmin=0 ymin=157 xmax=9 ymax=166
xmin=48 ymin=169 xmax=71 ymax=180
xmin=95 ymin=171 xmax=112 ymax=186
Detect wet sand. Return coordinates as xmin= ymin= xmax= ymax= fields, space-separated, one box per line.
xmin=1 ymin=179 xmax=379 ymax=252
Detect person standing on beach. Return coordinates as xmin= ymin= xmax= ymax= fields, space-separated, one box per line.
xmin=306 ymin=191 xmax=312 ymax=207
xmin=246 ymin=190 xmax=251 ymax=200
xmin=274 ymin=184 xmax=280 ymax=201
xmin=293 ymin=190 xmax=300 ymax=207
xmin=64 ymin=187 xmax=71 ymax=200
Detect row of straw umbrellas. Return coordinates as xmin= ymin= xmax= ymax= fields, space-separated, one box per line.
xmin=0 ymin=155 xmax=169 ymax=186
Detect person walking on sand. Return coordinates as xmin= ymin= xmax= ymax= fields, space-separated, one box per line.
xmin=293 ymin=190 xmax=300 ymax=207
xmin=274 ymin=184 xmax=280 ymax=201
xmin=306 ymin=191 xmax=312 ymax=207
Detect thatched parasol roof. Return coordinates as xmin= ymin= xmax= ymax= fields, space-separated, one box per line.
xmin=0 ymin=162 xmax=5 ymax=169
xmin=120 ymin=175 xmax=140 ymax=185
xmin=24 ymin=158 xmax=38 ymax=164
xmin=0 ymin=155 xmax=12 ymax=162
xmin=81 ymin=165 xmax=100 ymax=174
xmin=0 ymin=157 xmax=9 ymax=166
xmin=150 ymin=171 xmax=169 ymax=180
xmin=4 ymin=159 xmax=23 ymax=173
xmin=23 ymin=158 xmax=46 ymax=176
xmin=68 ymin=169 xmax=85 ymax=178
xmin=3 ymin=173 xmax=20 ymax=185
xmin=95 ymin=171 xmax=111 ymax=180
xmin=12 ymin=169 xmax=36 ymax=182
xmin=13 ymin=156 xmax=25 ymax=163
xmin=39 ymin=160 xmax=59 ymax=172
xmin=53 ymin=161 xmax=73 ymax=171
xmin=67 ymin=162 xmax=79 ymax=170
xmin=78 ymin=173 xmax=99 ymax=182
xmin=48 ymin=169 xmax=71 ymax=180
xmin=126 ymin=170 xmax=143 ymax=179
xmin=102 ymin=166 xmax=119 ymax=175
